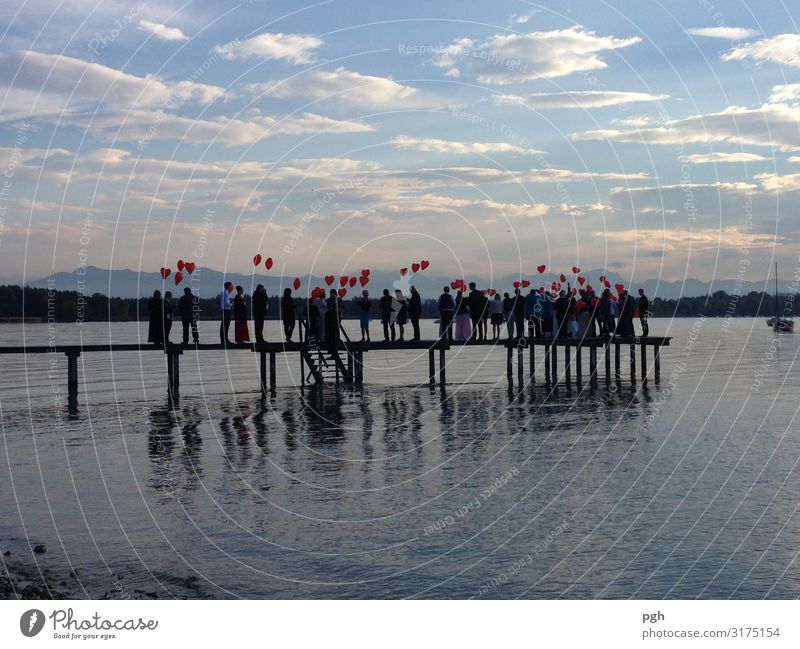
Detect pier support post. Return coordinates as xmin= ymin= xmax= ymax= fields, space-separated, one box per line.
xmin=429 ymin=348 xmax=435 ymax=386
xmin=269 ymin=351 xmax=277 ymax=396
xmin=439 ymin=348 xmax=446 ymax=385
xmin=551 ymin=343 xmax=558 ymax=384
xmin=355 ymin=351 xmax=364 ymax=385
xmin=641 ymin=344 xmax=647 ymax=383
xmin=529 ymin=342 xmax=535 ymax=380
xmin=544 ymin=343 xmax=551 ymax=384
xmin=300 ymin=348 xmax=306 ymax=386
xmin=576 ymin=345 xmax=582 ymax=386
xmin=564 ymin=345 xmax=571 ymax=385
xmin=166 ymin=347 xmax=181 ymax=397
xmin=347 ymin=352 xmax=354 ymax=384
xmin=506 ymin=346 xmax=513 ymax=383
xmin=66 ymin=351 xmax=79 ymax=402
xmin=614 ymin=344 xmax=621 ymax=381
xmin=629 ymin=344 xmax=636 ymax=382
xmin=654 ymin=344 xmax=661 ymax=382
xmin=260 ymin=351 xmax=267 ymax=396
xmin=589 ymin=346 xmax=597 ymax=386
xmin=604 ymin=342 xmax=611 ymax=382
xmin=517 ymin=345 xmax=524 ymax=384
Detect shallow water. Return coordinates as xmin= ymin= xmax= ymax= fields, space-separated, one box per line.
xmin=2 ymin=317 xmax=800 ymax=598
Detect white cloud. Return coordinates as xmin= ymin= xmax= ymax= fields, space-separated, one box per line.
xmin=687 ymin=27 xmax=759 ymax=40
xmin=722 ymin=34 xmax=800 ymax=67
xmin=573 ymin=102 xmax=800 ymax=151
xmin=494 ymin=90 xmax=668 ymax=109
xmin=387 ymin=166 xmax=648 ymax=188
xmin=684 ymin=152 xmax=770 ymax=164
xmin=390 ymin=135 xmax=544 ymax=155
xmin=252 ymin=67 xmax=426 ymax=108
xmin=213 ymin=32 xmax=322 ymax=64
xmin=768 ymin=83 xmax=800 ymax=104
xmin=0 ymin=50 xmax=225 ymax=116
xmin=432 ymin=27 xmax=641 ymax=84
xmin=138 ymin=20 xmax=189 ymax=42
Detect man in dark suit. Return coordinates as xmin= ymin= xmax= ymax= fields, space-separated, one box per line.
xmin=379 ymin=289 xmax=395 ymax=341
xmin=438 ymin=286 xmax=454 ymax=340
xmin=252 ymin=284 xmax=268 ymax=343
xmin=178 ymin=287 xmax=199 ymax=345
xmin=638 ymin=288 xmax=650 ymax=337
xmin=409 ymin=286 xmax=422 ymax=340
xmin=468 ymin=282 xmax=485 ymax=341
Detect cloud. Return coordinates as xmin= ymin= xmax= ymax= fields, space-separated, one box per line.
xmin=45 ymin=109 xmax=373 ymax=146
xmin=389 ymin=135 xmax=544 ymax=155
xmin=138 ymin=20 xmax=189 ymax=42
xmin=494 ymin=90 xmax=668 ymax=109
xmin=385 ymin=166 xmax=648 ymax=188
xmin=0 ymin=50 xmax=225 ymax=116
xmin=213 ymin=32 xmax=322 ymax=64
xmin=722 ymin=34 xmax=800 ymax=67
xmin=572 ymin=102 xmax=800 ymax=151
xmin=687 ymin=27 xmax=760 ymax=40
xmin=252 ymin=67 xmax=426 ymax=108
xmin=684 ymin=152 xmax=770 ymax=163
xmin=432 ymin=27 xmax=641 ymax=84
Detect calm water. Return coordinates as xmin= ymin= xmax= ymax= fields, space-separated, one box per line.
xmin=2 ymin=317 xmax=800 ymax=599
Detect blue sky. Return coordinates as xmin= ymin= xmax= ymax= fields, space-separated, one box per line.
xmin=1 ymin=0 xmax=799 ymax=285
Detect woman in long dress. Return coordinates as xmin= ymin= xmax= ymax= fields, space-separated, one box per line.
xmin=233 ymin=285 xmax=250 ymax=343
xmin=147 ymin=290 xmax=163 ymax=345
xmin=394 ymin=290 xmax=407 ymax=341
xmin=454 ymin=290 xmax=471 ymax=341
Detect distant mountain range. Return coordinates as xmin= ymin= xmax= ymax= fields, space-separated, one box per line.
xmin=20 ymin=265 xmax=787 ymax=301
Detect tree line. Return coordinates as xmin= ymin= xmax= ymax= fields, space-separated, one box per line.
xmin=0 ymin=285 xmax=795 ymax=322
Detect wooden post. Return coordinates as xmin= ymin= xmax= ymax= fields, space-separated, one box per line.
xmin=269 ymin=351 xmax=277 ymax=396
xmin=564 ymin=344 xmax=571 ymax=385
xmin=551 ymin=343 xmax=558 ymax=384
xmin=439 ymin=348 xmax=446 ymax=384
xmin=166 ymin=351 xmax=175 ymax=396
xmin=604 ymin=342 xmax=611 ymax=382
xmin=507 ymin=345 xmax=513 ymax=383
xmin=529 ymin=342 xmax=535 ymax=380
xmin=654 ymin=344 xmax=661 ymax=382
xmin=629 ymin=344 xmax=636 ymax=382
xmin=517 ymin=345 xmax=523 ymax=384
xmin=589 ymin=345 xmax=597 ymax=386
xmin=347 ymin=352 xmax=354 ymax=384
xmin=641 ymin=344 xmax=647 ymax=383
xmin=355 ymin=351 xmax=364 ymax=385
xmin=66 ymin=351 xmax=79 ymax=401
xmin=544 ymin=343 xmax=551 ymax=384
xmin=260 ymin=351 xmax=268 ymax=396
xmin=575 ymin=345 xmax=582 ymax=385
xmin=429 ymin=348 xmax=435 ymax=386
xmin=300 ymin=347 xmax=306 ymax=386
xmin=614 ymin=343 xmax=621 ymax=381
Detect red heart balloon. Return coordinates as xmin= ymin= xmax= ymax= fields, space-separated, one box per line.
xmin=615 ymin=283 xmax=625 ymax=293
xmin=184 ymin=262 xmax=195 ymax=274
xmin=577 ymin=276 xmax=585 ymax=285
xmin=513 ymin=281 xmax=521 ymax=288
xmin=586 ymin=284 xmax=593 ymax=292
xmin=253 ymin=254 xmax=262 ymax=266
xmin=572 ymin=266 xmax=580 ymax=274
xmin=571 ymin=288 xmax=577 ymax=296
xmin=521 ymin=280 xmax=531 ymax=288
xmin=361 ymin=269 xmax=370 ymax=276
xmin=450 ymin=281 xmax=458 ymax=290
xmin=325 ymin=275 xmax=335 ymax=286
xmin=265 ymin=257 xmax=273 ymax=270
xmin=349 ymin=276 xmax=357 ymax=287
xmin=610 ymin=295 xmax=618 ymax=302
xmin=559 ymin=274 xmax=566 ymax=283
xmin=537 ymin=265 xmax=546 ymax=274
xmin=420 ymin=260 xmax=430 ymax=270
xmin=177 ymin=260 xmax=185 ymax=271
xmin=359 ymin=275 xmax=369 ymax=287
xmin=539 ymin=286 xmax=545 ymax=293
xmin=174 ymin=271 xmax=184 ymax=285
xmin=338 ymin=288 xmax=347 ymax=298
xmin=400 ymin=267 xmax=408 ymax=276
xmin=340 ymin=276 xmax=348 ymax=287
xmin=603 ymin=280 xmax=611 ymax=288
xmin=160 ymin=267 xmax=170 ymax=279
xmin=412 ymin=262 xmax=421 ymax=273
xmin=293 ymin=277 xmax=301 ymax=290
xmin=599 ymin=275 xmax=606 ymax=283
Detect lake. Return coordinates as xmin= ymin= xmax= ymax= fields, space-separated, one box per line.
xmin=1 ymin=317 xmax=799 ymax=598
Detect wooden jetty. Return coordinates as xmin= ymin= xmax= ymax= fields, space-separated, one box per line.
xmin=0 ymin=325 xmax=671 ymax=405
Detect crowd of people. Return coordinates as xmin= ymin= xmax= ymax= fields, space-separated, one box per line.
xmin=146 ymin=280 xmax=651 ymax=346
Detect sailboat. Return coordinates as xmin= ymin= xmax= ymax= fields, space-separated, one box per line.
xmin=766 ymin=262 xmax=794 ymax=332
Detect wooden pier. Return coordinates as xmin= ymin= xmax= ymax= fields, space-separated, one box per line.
xmin=0 ymin=334 xmax=670 ymax=406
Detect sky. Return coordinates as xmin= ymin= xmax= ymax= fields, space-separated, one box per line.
xmin=1 ymin=0 xmax=799 ymax=286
